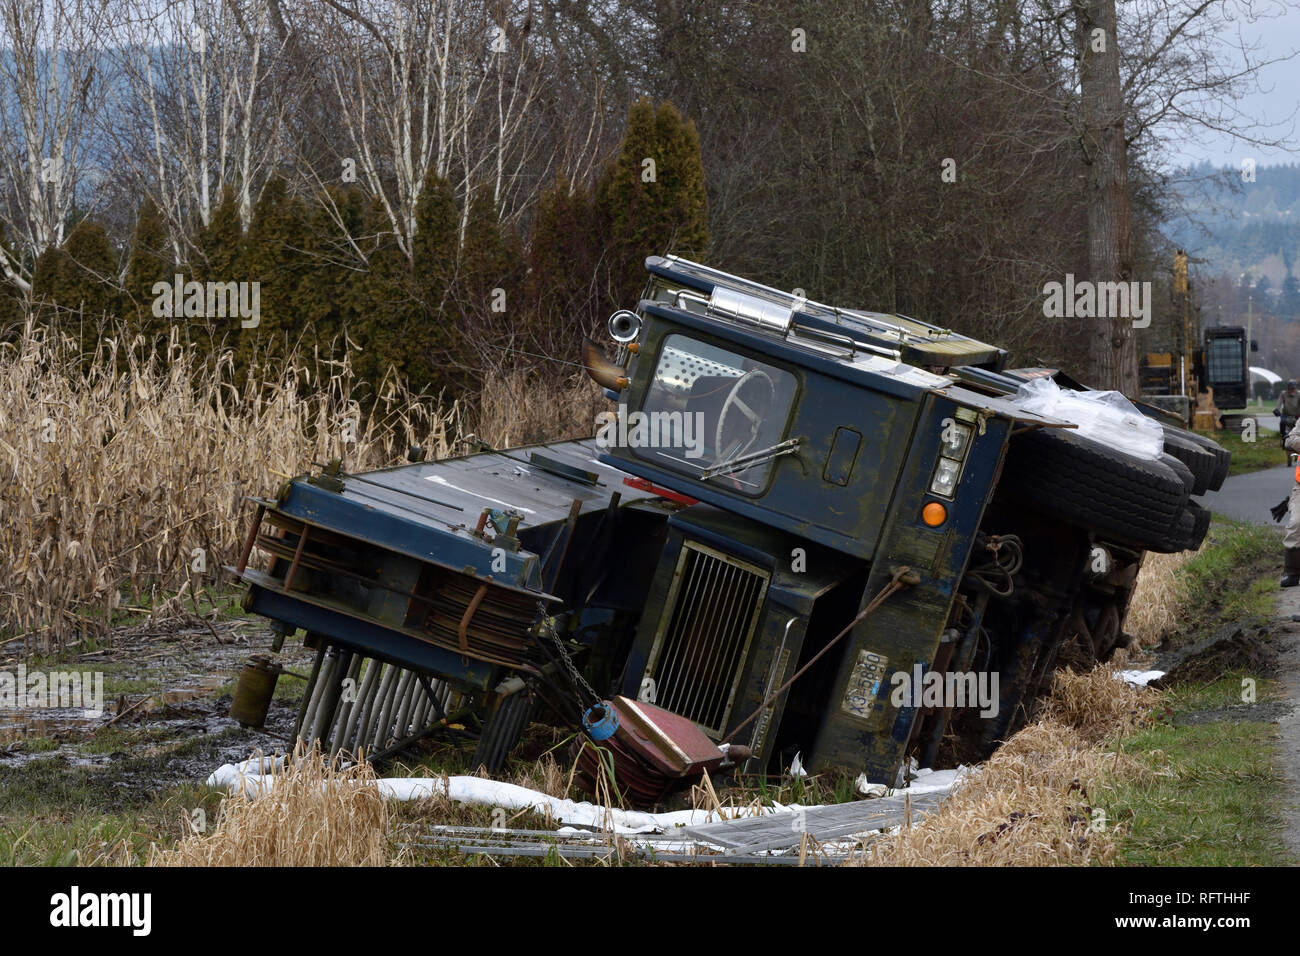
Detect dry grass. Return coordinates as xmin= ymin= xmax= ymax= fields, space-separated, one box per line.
xmin=1125 ymin=550 xmax=1191 ymax=649
xmin=861 ymin=664 xmax=1157 ymax=866
xmin=150 ymin=745 xmax=392 ymax=866
xmin=475 ymin=364 xmax=604 ymax=449
xmin=0 ymin=322 xmax=464 ymax=652
xmin=1039 ymin=662 xmax=1157 ymax=742
xmin=0 ymin=324 xmax=610 ymax=652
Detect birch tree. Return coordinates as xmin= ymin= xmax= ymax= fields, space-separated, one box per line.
xmin=103 ymin=0 xmax=284 ymax=260
xmin=0 ymin=0 xmax=109 ymax=296
xmin=304 ymin=1 xmax=543 ymax=262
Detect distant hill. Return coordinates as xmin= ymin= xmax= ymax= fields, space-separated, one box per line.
xmin=1168 ymin=161 xmax=1300 ymax=287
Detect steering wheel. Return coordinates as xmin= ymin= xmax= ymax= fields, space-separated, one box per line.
xmin=715 ymin=369 xmax=776 ymax=463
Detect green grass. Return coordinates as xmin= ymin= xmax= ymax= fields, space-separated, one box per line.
xmin=0 ymin=782 xmax=223 ymax=866
xmin=1104 ymin=519 xmax=1293 ymax=865
xmin=10 ymin=736 xmax=59 ymax=754
xmin=1198 ymin=425 xmax=1287 ymax=476
xmin=1165 ymin=517 xmax=1279 ymax=647
xmin=0 ymin=728 xmax=242 ymax=865
xmin=1107 ymin=675 xmax=1290 ymax=865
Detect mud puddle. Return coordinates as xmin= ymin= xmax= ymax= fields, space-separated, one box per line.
xmin=0 ymin=617 xmax=314 ymax=795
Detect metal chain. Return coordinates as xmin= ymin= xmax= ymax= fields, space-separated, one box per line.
xmin=536 ymin=603 xmax=600 ymax=707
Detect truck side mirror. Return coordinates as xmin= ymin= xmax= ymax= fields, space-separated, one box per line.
xmin=1251 ymin=339 xmax=1259 ymax=352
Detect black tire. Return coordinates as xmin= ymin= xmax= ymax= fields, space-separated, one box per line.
xmin=999 ymin=427 xmax=1189 ymax=548
xmin=1160 ymin=432 xmax=1214 ymax=496
xmin=1149 ymin=501 xmax=1212 ymax=554
xmin=1176 ymin=430 xmax=1230 ymax=491
xmin=1161 ymin=453 xmax=1196 ymax=496
xmin=1186 ymin=501 xmax=1212 ymax=550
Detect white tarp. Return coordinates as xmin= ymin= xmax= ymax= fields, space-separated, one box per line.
xmin=205 ymin=757 xmax=968 ymax=835
xmin=1115 ymin=669 xmax=1165 ymax=686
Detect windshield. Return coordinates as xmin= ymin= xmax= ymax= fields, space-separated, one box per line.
xmin=634 ymin=334 xmax=798 ymax=493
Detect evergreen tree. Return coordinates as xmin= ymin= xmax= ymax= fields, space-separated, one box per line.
xmin=30 ymin=220 xmax=120 ymax=355
xmin=453 ymin=188 xmax=524 ymax=379
xmin=1282 ymin=271 xmax=1300 ymax=319
xmin=405 ymin=173 xmax=461 ymax=395
xmin=526 ymin=177 xmax=603 ymax=357
xmin=123 ymin=198 xmax=173 ymax=346
xmin=345 ymin=197 xmax=419 ymax=399
xmin=188 ymin=188 xmax=247 ymax=359
xmin=296 ymin=186 xmax=367 ymax=359
xmin=241 ymin=177 xmax=311 ymax=378
xmin=597 ymin=99 xmax=709 ymax=311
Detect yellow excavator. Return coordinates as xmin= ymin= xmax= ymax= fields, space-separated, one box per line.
xmin=1140 ymin=250 xmax=1251 ymax=431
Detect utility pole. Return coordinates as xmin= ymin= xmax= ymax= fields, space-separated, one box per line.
xmin=1174 ymin=249 xmax=1189 ymax=396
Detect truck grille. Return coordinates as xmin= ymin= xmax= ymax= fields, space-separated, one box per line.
xmin=644 ymin=543 xmax=769 ymax=736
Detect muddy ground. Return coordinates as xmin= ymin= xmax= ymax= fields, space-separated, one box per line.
xmin=0 ymin=616 xmax=314 ymax=809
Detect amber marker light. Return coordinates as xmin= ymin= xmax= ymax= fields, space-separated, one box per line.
xmin=921 ymin=501 xmax=947 ymax=527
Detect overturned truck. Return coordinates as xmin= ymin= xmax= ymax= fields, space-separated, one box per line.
xmin=230 ymin=256 xmax=1227 ymax=802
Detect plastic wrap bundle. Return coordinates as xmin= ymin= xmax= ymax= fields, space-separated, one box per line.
xmin=1011 ymin=377 xmax=1164 ymax=460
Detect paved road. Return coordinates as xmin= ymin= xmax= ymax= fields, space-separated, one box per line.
xmin=1256 ymin=412 xmax=1281 ymax=433
xmin=1202 ymin=464 xmax=1291 ymax=525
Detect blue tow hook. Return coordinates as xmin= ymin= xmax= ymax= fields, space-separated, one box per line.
xmin=583 ymin=702 xmax=619 ymax=741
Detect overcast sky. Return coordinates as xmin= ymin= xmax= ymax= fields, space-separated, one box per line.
xmin=1161 ymin=1 xmax=1300 ymax=170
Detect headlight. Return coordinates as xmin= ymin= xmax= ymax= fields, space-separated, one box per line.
xmin=941 ymin=422 xmax=972 ymax=459
xmin=930 ymin=457 xmax=961 ymax=497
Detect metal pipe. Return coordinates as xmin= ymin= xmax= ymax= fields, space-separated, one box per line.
xmin=327 ymin=655 xmax=361 ymax=746
xmin=346 ymin=659 xmax=384 ymax=756
xmin=392 ymin=670 xmax=417 ymax=740
xmin=342 ymin=658 xmax=382 ymax=754
xmin=284 ymin=526 xmax=310 ymax=590
xmin=300 ymin=647 xmax=339 ymax=746
xmin=360 ymin=664 xmax=399 ymax=756
xmin=310 ymin=648 xmax=352 ymax=746
xmin=366 ymin=706 xmax=474 ymax=765
xmin=292 ymin=642 xmax=327 ymax=743
xmin=236 ymin=504 xmax=266 ymax=573
xmin=328 ymin=655 xmax=364 ymax=754
xmin=372 ymin=664 xmax=404 ymax=752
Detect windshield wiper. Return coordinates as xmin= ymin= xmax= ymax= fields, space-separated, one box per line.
xmin=701 ymin=437 xmax=802 ymax=481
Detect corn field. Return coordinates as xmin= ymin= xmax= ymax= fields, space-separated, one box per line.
xmin=0 ymin=323 xmax=467 ymax=653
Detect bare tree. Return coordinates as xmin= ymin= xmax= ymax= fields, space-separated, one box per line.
xmin=1027 ymin=0 xmax=1299 ymax=389
xmin=102 ymin=0 xmax=285 ymax=259
xmin=287 ymin=1 xmax=544 ymax=262
xmin=0 ymin=0 xmax=109 ymax=294
xmin=1076 ymin=0 xmax=1138 ymax=393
